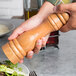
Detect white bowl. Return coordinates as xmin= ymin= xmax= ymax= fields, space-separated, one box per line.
xmin=0 ymin=21 xmax=15 ymax=37
xmin=0 ymin=58 xmax=30 ymax=76
xmin=18 ymin=64 xmax=30 ymax=76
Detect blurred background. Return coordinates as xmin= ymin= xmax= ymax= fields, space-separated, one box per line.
xmin=0 ymin=0 xmax=75 ymax=19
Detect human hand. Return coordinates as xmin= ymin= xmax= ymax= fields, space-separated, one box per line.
xmin=54 ymin=3 xmax=76 ymax=32
xmin=8 ymin=1 xmax=55 ymax=63
xmin=8 ymin=14 xmax=49 ymax=63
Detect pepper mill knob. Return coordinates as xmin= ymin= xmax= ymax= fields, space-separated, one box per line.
xmin=2 ymin=13 xmax=69 ymax=64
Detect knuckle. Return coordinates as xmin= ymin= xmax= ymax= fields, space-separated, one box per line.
xmin=57 ymin=4 xmax=63 ymax=11
xmin=36 ymin=45 xmax=41 ymax=50
xmin=71 ymin=24 xmax=76 ymax=29
xmin=69 ymin=20 xmax=76 ymax=29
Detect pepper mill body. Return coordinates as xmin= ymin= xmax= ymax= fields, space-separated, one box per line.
xmin=2 ymin=13 xmax=69 ymax=64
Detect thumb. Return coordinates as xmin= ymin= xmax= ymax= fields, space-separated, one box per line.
xmin=53 ymin=3 xmax=74 ymax=13
xmin=60 ymin=17 xmax=72 ymax=32
xmin=8 ymin=26 xmax=24 ymax=40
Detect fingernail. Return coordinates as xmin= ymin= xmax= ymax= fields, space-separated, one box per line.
xmin=28 ymin=51 xmax=33 ymax=56
xmin=37 ymin=40 xmax=41 ymax=46
xmin=19 ymin=60 xmax=24 ymax=64
xmin=42 ymin=37 xmax=46 ymax=42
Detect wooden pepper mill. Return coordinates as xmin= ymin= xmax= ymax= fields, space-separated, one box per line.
xmin=2 ymin=13 xmax=69 ymax=64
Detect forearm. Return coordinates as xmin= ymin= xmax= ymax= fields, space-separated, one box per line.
xmin=20 ymin=1 xmax=54 ymax=31
xmin=14 ymin=1 xmax=55 ymax=32
xmin=19 ymin=14 xmax=43 ymax=31
xmin=37 ymin=1 xmax=54 ymax=20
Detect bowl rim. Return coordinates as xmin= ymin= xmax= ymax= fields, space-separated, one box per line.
xmin=18 ymin=63 xmax=30 ymax=75
xmin=0 ymin=58 xmax=30 ymax=76
xmin=0 ymin=21 xmax=15 ymax=37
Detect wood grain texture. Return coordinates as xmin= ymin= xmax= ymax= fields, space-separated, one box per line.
xmin=2 ymin=13 xmax=69 ymax=64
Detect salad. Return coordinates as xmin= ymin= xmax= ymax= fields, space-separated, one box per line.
xmin=0 ymin=60 xmax=26 ymax=76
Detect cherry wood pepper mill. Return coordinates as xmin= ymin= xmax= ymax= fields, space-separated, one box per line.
xmin=2 ymin=13 xmax=69 ymax=64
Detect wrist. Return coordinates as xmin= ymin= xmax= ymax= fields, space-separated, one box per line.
xmin=37 ymin=1 xmax=54 ymax=20
xmin=36 ymin=13 xmax=44 ymax=22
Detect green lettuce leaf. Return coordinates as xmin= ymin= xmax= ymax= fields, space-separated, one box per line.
xmin=0 ymin=65 xmax=25 ymax=76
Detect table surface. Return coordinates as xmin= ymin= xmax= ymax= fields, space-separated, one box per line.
xmin=0 ymin=19 xmax=76 ymax=76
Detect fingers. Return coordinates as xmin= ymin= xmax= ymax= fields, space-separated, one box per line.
xmin=19 ymin=59 xmax=24 ymax=64
xmin=34 ymin=34 xmax=50 ymax=54
xmin=19 ymin=51 xmax=34 ymax=63
xmin=53 ymin=3 xmax=76 ymax=32
xmin=60 ymin=24 xmax=70 ymax=32
xmin=34 ymin=39 xmax=42 ymax=54
xmin=42 ymin=37 xmax=47 ymax=47
xmin=53 ymin=3 xmax=76 ymax=13
xmin=60 ymin=18 xmax=72 ymax=32
xmin=19 ymin=34 xmax=50 ymax=61
xmin=19 ymin=39 xmax=45 ymax=63
xmin=26 ymin=35 xmax=49 ymax=57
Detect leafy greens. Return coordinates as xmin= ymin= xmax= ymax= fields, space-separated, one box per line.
xmin=0 ymin=60 xmax=26 ymax=76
